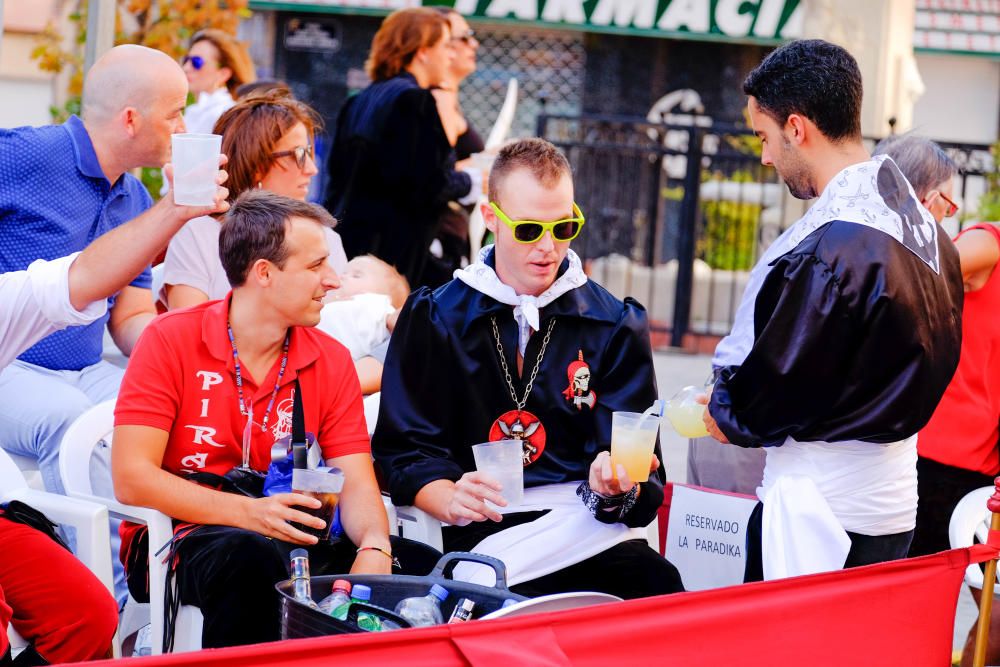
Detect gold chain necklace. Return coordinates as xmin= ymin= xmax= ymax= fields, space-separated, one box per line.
xmin=490 ymin=315 xmax=556 ymax=411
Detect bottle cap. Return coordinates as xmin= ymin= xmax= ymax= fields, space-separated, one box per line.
xmin=290 ymin=548 xmax=308 ymax=560
xmin=430 ymin=584 xmax=449 ymax=601
xmin=332 ymin=579 xmax=352 ymax=593
xmin=352 ymin=584 xmax=372 ymax=601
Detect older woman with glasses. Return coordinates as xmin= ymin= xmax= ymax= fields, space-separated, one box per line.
xmin=161 ymin=90 xmax=348 ymax=312
xmin=876 ymin=132 xmax=1000 ymax=667
xmin=324 ymin=7 xmax=479 ymax=288
xmin=181 ymin=29 xmax=256 ymax=135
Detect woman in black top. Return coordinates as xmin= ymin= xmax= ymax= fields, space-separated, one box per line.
xmin=324 ymin=8 xmax=475 ymax=287
xmin=421 ymin=7 xmax=487 ymax=287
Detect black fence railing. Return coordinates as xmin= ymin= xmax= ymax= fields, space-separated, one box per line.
xmin=538 ymin=113 xmax=996 ymax=349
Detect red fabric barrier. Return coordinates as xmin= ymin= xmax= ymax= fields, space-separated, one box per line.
xmin=68 ymin=545 xmax=997 ymax=667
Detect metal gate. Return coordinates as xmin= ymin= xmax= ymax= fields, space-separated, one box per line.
xmin=540 ymin=113 xmax=996 ymax=350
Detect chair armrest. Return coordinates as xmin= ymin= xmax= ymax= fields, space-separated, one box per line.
xmin=394 ymin=505 xmax=444 ymax=552
xmin=2 ymin=488 xmax=114 ymax=596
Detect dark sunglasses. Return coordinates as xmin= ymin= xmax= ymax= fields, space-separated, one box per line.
xmin=182 ymin=55 xmax=206 ymax=70
xmin=271 ymin=145 xmax=315 ymax=169
xmin=452 ymin=29 xmax=477 ymax=45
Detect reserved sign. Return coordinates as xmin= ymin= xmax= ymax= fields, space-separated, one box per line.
xmin=665 ymin=484 xmax=757 ymax=591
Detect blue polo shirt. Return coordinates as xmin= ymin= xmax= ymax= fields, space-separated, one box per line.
xmin=0 ymin=115 xmax=153 ymax=370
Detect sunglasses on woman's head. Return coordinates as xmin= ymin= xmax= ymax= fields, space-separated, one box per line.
xmin=489 ymin=201 xmax=586 ymax=244
xmin=182 ymin=55 xmax=206 ymax=70
xmin=271 ymin=145 xmax=315 ymax=169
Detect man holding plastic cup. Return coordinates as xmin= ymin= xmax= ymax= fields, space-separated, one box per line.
xmin=112 ymin=192 xmax=399 ymax=649
xmin=373 ymin=138 xmax=684 ymax=599
xmin=0 ymin=43 xmax=232 ymax=605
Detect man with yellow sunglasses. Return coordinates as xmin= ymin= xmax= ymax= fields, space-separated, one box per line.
xmin=373 ymin=138 xmax=684 ymax=600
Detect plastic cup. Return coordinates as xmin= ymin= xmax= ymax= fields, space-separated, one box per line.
xmin=291 ymin=468 xmax=345 ymax=541
xmin=664 ymin=386 xmax=710 ymax=438
xmin=468 ymin=151 xmax=495 ymax=173
xmin=610 ymin=411 xmax=659 ymax=482
xmin=471 ymin=440 xmax=524 ymax=509
xmin=171 ymin=133 xmax=222 ymax=205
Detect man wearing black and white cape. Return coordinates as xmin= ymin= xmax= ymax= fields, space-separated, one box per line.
xmin=373 ymin=138 xmax=684 ymax=598
xmin=702 ymin=40 xmax=963 ymax=580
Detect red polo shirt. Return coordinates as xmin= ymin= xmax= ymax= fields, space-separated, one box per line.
xmin=919 ymin=223 xmax=1000 ymax=475
xmin=114 ymin=296 xmax=370 ymax=556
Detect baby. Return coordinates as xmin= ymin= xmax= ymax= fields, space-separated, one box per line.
xmin=317 ymin=255 xmax=410 ymax=361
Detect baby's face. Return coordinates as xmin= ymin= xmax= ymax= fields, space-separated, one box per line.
xmin=331 ymin=257 xmax=391 ymax=299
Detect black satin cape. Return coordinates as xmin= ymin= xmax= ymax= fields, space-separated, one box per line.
xmin=709 ymin=220 xmax=963 ymax=448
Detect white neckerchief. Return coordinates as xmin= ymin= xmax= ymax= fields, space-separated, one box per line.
xmin=454 ymin=245 xmax=588 ymax=356
xmin=714 ymin=154 xmax=941 ymax=369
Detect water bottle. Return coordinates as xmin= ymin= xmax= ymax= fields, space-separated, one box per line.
xmin=318 ymin=579 xmax=352 ymax=618
xmin=350 ymin=584 xmax=382 ymax=632
xmin=289 ymin=549 xmax=319 ymax=610
xmin=393 ymin=584 xmax=449 ymax=627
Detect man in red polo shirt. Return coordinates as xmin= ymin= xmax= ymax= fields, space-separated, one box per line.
xmin=112 ymin=191 xmax=393 ymax=649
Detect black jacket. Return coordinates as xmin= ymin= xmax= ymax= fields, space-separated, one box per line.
xmin=324 ymin=73 xmax=472 ymax=286
xmin=372 ymin=255 xmax=664 ymax=528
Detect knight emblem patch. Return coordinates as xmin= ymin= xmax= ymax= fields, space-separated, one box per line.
xmin=562 ymin=350 xmax=596 ymax=411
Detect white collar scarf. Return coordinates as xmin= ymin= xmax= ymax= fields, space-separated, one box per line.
xmin=454 ymin=245 xmax=588 ymax=357
xmin=713 ymin=155 xmax=941 ymax=369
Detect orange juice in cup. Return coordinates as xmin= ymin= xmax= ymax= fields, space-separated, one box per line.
xmin=610 ymin=411 xmax=659 ymax=482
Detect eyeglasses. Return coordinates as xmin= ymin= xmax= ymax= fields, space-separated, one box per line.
xmin=271 ymin=145 xmax=314 ymax=169
xmin=452 ymin=29 xmax=477 ymax=45
xmin=489 ymin=201 xmax=585 ymax=244
xmin=938 ymin=191 xmax=959 ymax=218
xmin=182 ymin=55 xmax=207 ymax=70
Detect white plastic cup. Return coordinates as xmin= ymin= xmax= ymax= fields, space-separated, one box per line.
xmin=471 ymin=440 xmax=524 ymax=509
xmin=610 ymin=411 xmax=659 ymax=482
xmin=468 ymin=151 xmax=495 ymax=173
xmin=171 ymin=133 xmax=222 ymax=206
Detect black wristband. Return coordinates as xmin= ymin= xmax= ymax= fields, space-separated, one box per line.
xmin=576 ymin=482 xmax=640 ymax=524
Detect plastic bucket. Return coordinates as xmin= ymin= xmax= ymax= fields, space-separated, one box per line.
xmin=277 ymin=552 xmax=527 ymax=638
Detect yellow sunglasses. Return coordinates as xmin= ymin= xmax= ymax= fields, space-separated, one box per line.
xmin=489 ymin=201 xmax=586 ymax=244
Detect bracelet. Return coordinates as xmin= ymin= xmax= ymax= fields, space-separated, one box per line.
xmin=576 ymin=482 xmax=640 ymax=524
xmin=357 ymin=546 xmax=400 ymax=569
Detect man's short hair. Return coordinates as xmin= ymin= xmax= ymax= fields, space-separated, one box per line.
xmin=488 ymin=138 xmax=572 ymax=206
xmin=743 ymin=39 xmax=863 ymax=143
xmin=872 ymin=133 xmax=958 ymax=200
xmin=220 ymin=191 xmax=336 ymax=288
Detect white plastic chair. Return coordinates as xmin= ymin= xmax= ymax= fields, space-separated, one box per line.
xmin=57 ymin=399 xmax=203 ymax=655
xmin=0 ymin=448 xmax=116 ymax=656
xmin=4 ymin=451 xmax=43 ymax=490
xmin=949 ymin=486 xmax=998 ymax=590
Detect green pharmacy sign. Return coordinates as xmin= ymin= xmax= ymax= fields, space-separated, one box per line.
xmin=250 ymin=0 xmax=804 ymax=44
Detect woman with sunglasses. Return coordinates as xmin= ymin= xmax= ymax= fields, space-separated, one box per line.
xmin=161 ymin=91 xmax=348 ymax=311
xmin=875 ymin=134 xmax=1000 ymax=665
xmin=181 ymin=29 xmax=256 ymax=135
xmin=420 ymin=7 xmax=485 ymax=287
xmin=324 ymin=8 xmax=480 ymax=288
